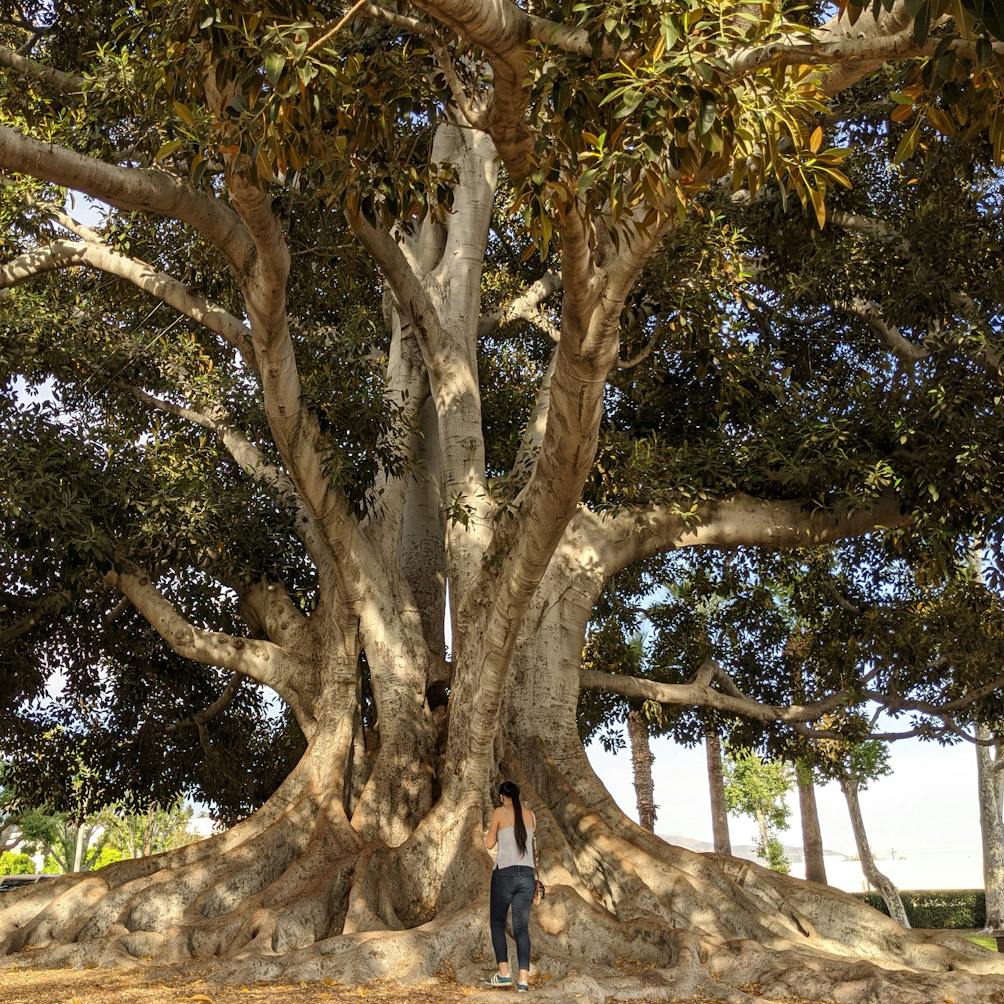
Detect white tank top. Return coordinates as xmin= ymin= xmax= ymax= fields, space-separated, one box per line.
xmin=496 ymin=823 xmax=535 ymax=869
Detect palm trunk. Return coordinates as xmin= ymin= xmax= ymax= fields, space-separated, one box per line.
xmin=840 ymin=778 xmax=910 ymax=927
xmin=798 ymin=764 xmax=827 ymax=885
xmin=977 ymin=724 xmax=1004 ymax=931
xmin=626 ymin=710 xmax=657 ymax=832
xmin=704 ymin=723 xmax=732 ymax=855
xmin=71 ymin=825 xmax=85 ymax=873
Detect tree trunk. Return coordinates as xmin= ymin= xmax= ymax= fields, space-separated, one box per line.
xmin=753 ymin=807 xmax=772 ymax=862
xmin=704 ymin=723 xmax=732 ymax=855
xmin=71 ymin=825 xmax=85 ymax=874
xmin=626 ymin=710 xmax=657 ymax=832
xmin=840 ymin=778 xmax=910 ymax=928
xmin=0 ymin=146 xmax=999 ymax=1003
xmin=996 ymin=739 xmax=1004 ymax=821
xmin=798 ymin=765 xmax=828 ymax=885
xmin=3 ymin=579 xmax=1002 ymax=999
xmin=977 ymin=724 xmax=1004 ymax=931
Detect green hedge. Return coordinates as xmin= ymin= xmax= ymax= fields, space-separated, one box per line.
xmin=0 ymin=852 xmax=36 ymax=876
xmin=855 ymin=890 xmax=986 ymax=929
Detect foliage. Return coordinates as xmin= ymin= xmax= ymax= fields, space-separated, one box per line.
xmin=99 ymin=796 xmax=198 ymax=859
xmin=4 ymin=0 xmax=1004 ymax=826
xmin=0 ymin=851 xmax=35 ymax=876
xmin=811 ymin=738 xmax=893 ymax=789
xmin=723 ymin=748 xmax=793 ymax=871
xmin=857 ymin=889 xmax=988 ymax=929
xmin=761 ymin=835 xmax=791 ymax=875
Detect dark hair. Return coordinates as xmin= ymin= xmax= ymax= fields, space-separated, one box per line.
xmin=499 ymin=780 xmax=527 ymax=855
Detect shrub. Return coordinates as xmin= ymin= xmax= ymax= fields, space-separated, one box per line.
xmin=92 ymin=844 xmax=124 ymax=869
xmin=0 ymin=851 xmax=36 ymax=876
xmin=856 ymin=890 xmax=986 ymax=929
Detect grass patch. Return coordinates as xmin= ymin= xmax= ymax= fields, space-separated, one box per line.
xmin=964 ymin=933 xmax=997 ymax=952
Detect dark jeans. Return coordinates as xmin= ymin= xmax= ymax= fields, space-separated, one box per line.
xmin=489 ymin=865 xmax=535 ymax=973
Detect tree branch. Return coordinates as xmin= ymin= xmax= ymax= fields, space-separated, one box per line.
xmin=0 ymin=590 xmax=71 ymax=644
xmin=104 ymin=567 xmax=283 ymax=685
xmin=478 ymin=270 xmax=562 ymax=338
xmin=348 ymin=209 xmax=442 ymax=339
xmin=0 ymin=44 xmax=82 ymax=93
xmin=595 ymin=491 xmax=910 ymax=577
xmin=165 ymin=673 xmax=245 ymax=736
xmin=127 ymin=387 xmax=339 ymax=590
xmin=0 ymin=127 xmax=255 ymax=272
xmin=0 ymin=237 xmax=254 ymax=360
xmin=507 ymin=345 xmax=557 ymax=486
xmin=580 ymin=660 xmax=860 ymax=724
xmin=408 ymin=0 xmax=533 ymax=176
xmin=835 ymin=296 xmax=931 ymax=363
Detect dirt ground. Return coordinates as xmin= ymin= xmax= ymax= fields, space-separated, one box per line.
xmin=0 ymin=935 xmax=994 ymax=1004
xmin=0 ymin=965 xmax=802 ymax=1004
xmin=0 ymin=965 xmax=478 ymax=1004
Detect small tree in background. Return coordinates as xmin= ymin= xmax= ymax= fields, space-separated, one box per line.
xmin=0 ymin=852 xmax=35 ymax=876
xmin=816 ymin=737 xmax=909 ymax=927
xmin=723 ymin=748 xmax=794 ymax=873
xmin=100 ymin=796 xmax=198 ymax=860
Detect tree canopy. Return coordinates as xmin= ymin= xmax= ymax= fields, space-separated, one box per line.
xmin=2 ymin=0 xmax=1004 ymax=998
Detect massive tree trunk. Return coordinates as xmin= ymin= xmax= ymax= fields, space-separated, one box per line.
xmin=626 ymin=711 xmax=658 ymax=832
xmin=798 ymin=765 xmax=828 ymax=886
xmin=2 ymin=59 xmax=1004 ymax=1004
xmin=704 ymin=724 xmax=732 ymax=856
xmin=976 ymin=724 xmax=1004 ymax=932
xmin=840 ymin=778 xmax=910 ymax=928
xmin=2 ymin=531 xmax=1003 ymax=1002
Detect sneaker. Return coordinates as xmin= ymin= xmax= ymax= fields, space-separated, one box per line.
xmin=516 ymin=983 xmax=529 ymax=992
xmin=482 ymin=973 xmax=513 ymax=987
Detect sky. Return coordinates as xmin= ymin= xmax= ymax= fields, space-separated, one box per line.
xmin=586 ymin=730 xmax=982 ymax=861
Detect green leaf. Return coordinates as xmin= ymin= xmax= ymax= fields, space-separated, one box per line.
xmin=264 ymin=51 xmax=286 ymax=87
xmin=153 ymin=138 xmax=183 ymax=162
xmin=911 ymin=1 xmax=932 ymax=44
xmin=893 ymin=121 xmax=921 ymax=163
xmin=697 ymin=91 xmax=717 ymax=136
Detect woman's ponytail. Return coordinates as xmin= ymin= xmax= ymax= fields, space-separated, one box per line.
xmin=499 ymin=780 xmax=528 ymax=856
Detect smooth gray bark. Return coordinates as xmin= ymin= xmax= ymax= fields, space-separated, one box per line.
xmin=977 ymin=724 xmax=1004 ymax=931
xmin=840 ymin=778 xmax=910 ymax=927
xmin=798 ymin=768 xmax=828 ymax=885
xmin=704 ymin=724 xmax=732 ymax=855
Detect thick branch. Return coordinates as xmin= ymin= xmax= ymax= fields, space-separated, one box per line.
xmin=596 ymin=491 xmax=909 ymax=577
xmin=508 ymin=345 xmax=557 ymax=484
xmin=0 ymin=590 xmax=70 ymax=644
xmin=0 ymin=127 xmax=254 ymax=272
xmin=105 ymin=568 xmax=283 ymax=686
xmin=349 ymin=210 xmax=442 ymax=339
xmin=0 ymin=44 xmax=82 ymax=93
xmin=835 ymin=296 xmax=930 ymax=363
xmin=129 ymin=388 xmax=338 ymax=588
xmin=478 ymin=270 xmax=562 ymax=338
xmin=580 ymin=661 xmax=859 ymax=724
xmin=408 ymin=0 xmax=533 ymax=175
xmin=581 ymin=662 xmax=997 ymax=745
xmin=0 ymin=238 xmax=254 ymax=360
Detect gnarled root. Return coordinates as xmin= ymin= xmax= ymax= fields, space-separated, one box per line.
xmin=504 ymin=734 xmax=1004 ymax=1003
xmin=4 ymin=729 xmax=1004 ymax=1004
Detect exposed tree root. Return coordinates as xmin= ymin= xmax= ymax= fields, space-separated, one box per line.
xmin=3 ymin=733 xmax=1004 ymax=1004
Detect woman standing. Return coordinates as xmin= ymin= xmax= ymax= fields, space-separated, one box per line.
xmin=483 ymin=780 xmax=537 ymax=992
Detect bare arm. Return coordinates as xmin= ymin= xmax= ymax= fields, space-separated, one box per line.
xmin=484 ymin=807 xmax=503 ymax=850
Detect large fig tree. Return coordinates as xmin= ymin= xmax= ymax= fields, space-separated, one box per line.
xmin=3 ymin=0 xmax=1004 ymax=1000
